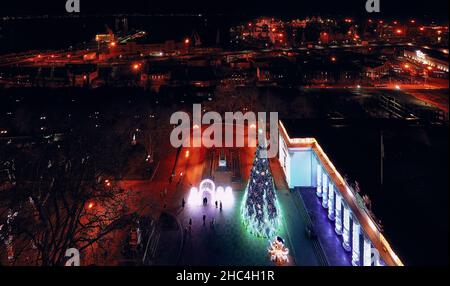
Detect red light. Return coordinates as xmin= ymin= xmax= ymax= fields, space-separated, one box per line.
xmin=109 ymin=41 xmax=116 ymax=47
xmin=396 ymin=29 xmax=403 ymax=34
xmin=419 ymin=27 xmax=425 ymax=31
xmin=404 ymin=64 xmax=410 ymax=69
xmin=87 ymin=202 xmax=94 ymax=209
xmin=132 ymin=63 xmax=141 ymax=71
xmin=331 ymin=56 xmax=337 ymax=62
xmin=184 ymin=38 xmax=190 ymax=44
xmin=67 ymin=54 xmax=71 ymax=58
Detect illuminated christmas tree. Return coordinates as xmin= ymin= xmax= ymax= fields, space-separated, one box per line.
xmin=241 ymin=142 xmax=281 ymax=238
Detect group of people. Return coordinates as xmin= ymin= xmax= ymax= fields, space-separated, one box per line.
xmin=184 ymin=214 xmax=217 ymax=235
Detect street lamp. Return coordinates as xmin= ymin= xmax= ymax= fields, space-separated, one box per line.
xmin=132 ymin=63 xmax=141 ymax=71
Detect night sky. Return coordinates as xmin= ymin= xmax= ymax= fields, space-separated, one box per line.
xmin=0 ymin=0 xmax=449 ymax=20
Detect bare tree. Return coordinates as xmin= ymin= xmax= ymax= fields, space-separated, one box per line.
xmin=1 ymin=132 xmax=131 ymax=266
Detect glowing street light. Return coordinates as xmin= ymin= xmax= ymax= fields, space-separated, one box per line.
xmin=132 ymin=63 xmax=141 ymax=71
xmin=396 ymin=29 xmax=403 ymax=35
xmin=184 ymin=38 xmax=190 ymax=45
xmin=87 ymin=202 xmax=95 ymax=210
xmin=395 ymin=85 xmax=401 ymax=90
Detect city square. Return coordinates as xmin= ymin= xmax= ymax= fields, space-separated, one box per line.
xmin=0 ymin=0 xmax=448 ymax=269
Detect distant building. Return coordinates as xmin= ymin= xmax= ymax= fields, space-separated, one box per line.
xmin=251 ymin=56 xmax=295 ymax=84
xmin=66 ymin=64 xmax=98 ymax=87
xmin=403 ymin=48 xmax=449 ymax=73
xmin=362 ymin=61 xmax=390 ymax=80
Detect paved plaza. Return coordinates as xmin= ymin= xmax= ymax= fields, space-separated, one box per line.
xmin=177 ymin=188 xmax=320 ymax=266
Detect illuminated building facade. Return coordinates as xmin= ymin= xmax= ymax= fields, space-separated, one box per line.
xmin=278 ymin=121 xmax=403 ymax=266
xmin=403 ymin=49 xmax=449 ymax=73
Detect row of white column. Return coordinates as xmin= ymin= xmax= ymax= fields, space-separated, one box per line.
xmin=316 ymin=165 xmax=381 ymax=266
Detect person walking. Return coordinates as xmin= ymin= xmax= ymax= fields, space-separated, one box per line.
xmin=219 ymin=201 xmax=223 ymax=211
xmin=182 ymin=198 xmax=185 ymax=208
xmin=215 ymin=200 xmax=218 ymax=208
xmin=203 ymin=214 xmax=206 ymax=225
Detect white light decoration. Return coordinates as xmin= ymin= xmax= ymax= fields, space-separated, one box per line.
xmin=363 ymin=235 xmax=372 ymax=266
xmin=322 ymin=174 xmax=328 ymax=208
xmin=268 ymin=236 xmax=289 ymax=265
xmin=352 ymin=220 xmax=361 ymax=266
xmin=187 ymin=180 xmax=234 ymax=209
xmin=316 ymin=165 xmax=322 ymax=197
xmin=342 ymin=206 xmax=351 ymax=251
xmin=188 ymin=187 xmax=199 ymax=206
xmin=335 ymin=193 xmax=343 ymax=235
xmin=328 ymin=182 xmax=335 ymax=220
xmin=223 ymin=186 xmax=235 ymax=207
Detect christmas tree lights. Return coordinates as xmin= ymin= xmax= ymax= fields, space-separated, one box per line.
xmin=241 ymin=143 xmax=281 ymax=238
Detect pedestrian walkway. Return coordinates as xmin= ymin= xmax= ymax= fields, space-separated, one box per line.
xmin=298 ymin=187 xmax=352 ymax=266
